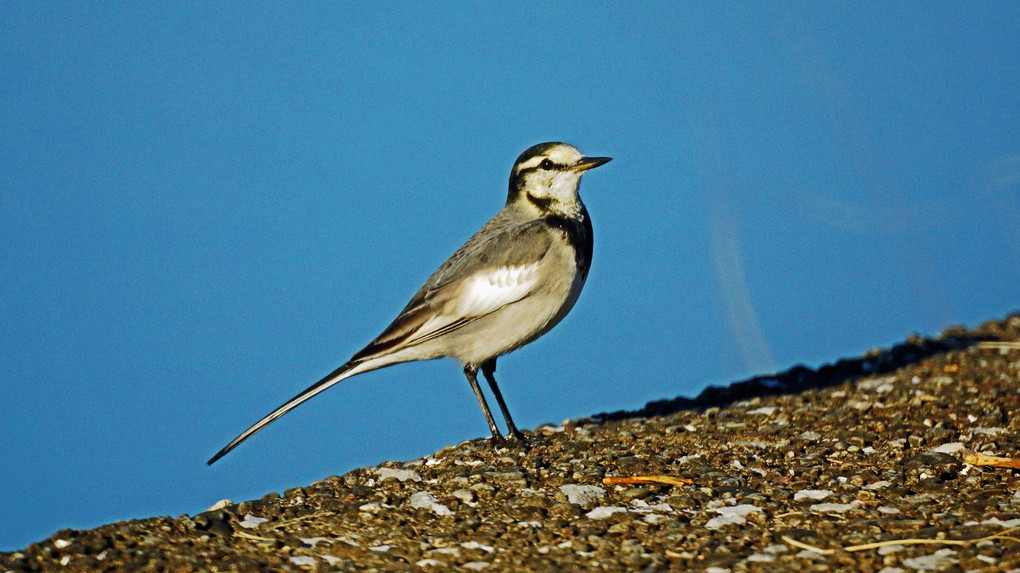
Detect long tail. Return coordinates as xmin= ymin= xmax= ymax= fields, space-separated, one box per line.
xmin=207 ymin=359 xmax=371 ymax=465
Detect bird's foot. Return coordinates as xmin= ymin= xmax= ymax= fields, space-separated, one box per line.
xmin=489 ymin=431 xmax=530 ymax=450
xmin=508 ymin=430 xmax=530 ymax=448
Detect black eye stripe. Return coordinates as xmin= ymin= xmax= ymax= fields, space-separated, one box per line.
xmin=510 ymin=156 xmax=573 ymax=185
xmin=514 ymin=160 xmax=563 ymax=177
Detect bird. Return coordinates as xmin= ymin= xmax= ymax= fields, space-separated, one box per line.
xmin=207 ymin=142 xmax=611 ymax=465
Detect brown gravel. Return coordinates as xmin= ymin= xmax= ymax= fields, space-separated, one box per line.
xmin=4 ymin=314 xmax=1020 ymax=572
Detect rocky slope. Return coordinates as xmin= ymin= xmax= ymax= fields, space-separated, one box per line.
xmin=4 ymin=314 xmax=1020 ymax=572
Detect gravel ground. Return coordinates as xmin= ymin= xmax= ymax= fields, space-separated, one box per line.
xmin=4 ymin=313 xmax=1020 ymax=573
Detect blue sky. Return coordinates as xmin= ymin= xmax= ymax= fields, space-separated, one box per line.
xmin=2 ymin=3 xmax=1018 ymax=550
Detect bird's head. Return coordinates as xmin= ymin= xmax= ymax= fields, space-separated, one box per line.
xmin=507 ymin=142 xmax=611 ymax=216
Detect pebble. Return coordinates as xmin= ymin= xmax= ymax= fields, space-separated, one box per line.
xmin=557 ymin=484 xmax=605 ymax=507
xmin=585 ymin=506 xmax=628 ymax=519
xmin=407 ymin=491 xmax=454 ymax=516
xmin=705 ymin=504 xmax=763 ymax=529
xmin=900 ymin=548 xmax=958 ymax=570
xmin=237 ymin=514 xmax=267 ymax=528
xmin=794 ymin=489 xmax=833 ymax=501
xmin=374 ymin=467 xmax=422 ymax=482
xmin=809 ymin=502 xmax=857 ymax=513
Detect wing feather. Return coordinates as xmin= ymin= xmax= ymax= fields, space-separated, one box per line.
xmin=351 ymin=214 xmax=552 ymax=360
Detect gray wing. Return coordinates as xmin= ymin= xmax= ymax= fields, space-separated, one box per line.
xmin=351 ymin=212 xmax=554 ymax=361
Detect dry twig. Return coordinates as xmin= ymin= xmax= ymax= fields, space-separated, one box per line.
xmin=232 ymin=531 xmax=275 ymax=542
xmin=782 ymin=525 xmax=1020 ymax=555
xmin=603 ymin=475 xmax=694 ymax=487
xmin=963 ymin=450 xmax=1020 ymax=469
xmin=976 ymin=341 xmax=1020 ymax=350
xmin=269 ymin=511 xmax=334 ymax=531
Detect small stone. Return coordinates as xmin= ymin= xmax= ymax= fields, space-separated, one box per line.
xmin=408 ymin=491 xmax=454 ymax=516
xmin=301 ymin=537 xmax=331 ymax=548
xmin=794 ymin=489 xmax=833 ymax=501
xmin=901 ymin=548 xmax=958 ymax=570
xmin=809 ymin=502 xmax=856 ymax=514
xmin=878 ymin=544 xmax=905 ymax=555
xmin=586 ymin=506 xmax=629 ymax=519
xmin=484 ymin=470 xmax=528 ymax=488
xmin=238 ymin=514 xmax=268 ymax=529
xmin=930 ymin=442 xmax=964 ymax=454
xmin=460 ymin=541 xmax=495 ymax=553
xmin=375 ymin=468 xmax=422 ymax=482
xmin=205 ymin=499 xmax=233 ymax=512
xmin=558 ymin=484 xmax=606 ymax=508
xmin=618 ymin=487 xmax=653 ymax=501
xmin=451 ymin=489 xmax=476 ymax=504
xmin=705 ymin=504 xmax=763 ymax=529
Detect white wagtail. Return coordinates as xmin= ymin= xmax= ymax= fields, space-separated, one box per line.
xmin=207 ymin=142 xmax=610 ymax=465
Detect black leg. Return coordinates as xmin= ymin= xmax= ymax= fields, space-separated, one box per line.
xmin=481 ymin=359 xmax=526 ymax=442
xmin=464 ymin=366 xmax=502 ymax=439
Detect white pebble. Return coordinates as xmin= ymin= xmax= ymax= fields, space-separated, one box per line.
xmin=809 ymin=502 xmax=856 ymax=513
xmin=794 ymin=489 xmax=833 ymax=501
xmin=585 ymin=506 xmax=629 ymax=519
xmin=559 ymin=484 xmax=606 ymax=506
xmin=374 ymin=467 xmax=422 ymax=482
xmin=878 ymin=544 xmax=905 ymax=555
xmin=980 ymin=517 xmax=1020 ymax=528
xmin=705 ymin=504 xmax=763 ymax=530
xmin=238 ymin=514 xmax=268 ymax=528
xmin=901 ymin=548 xmax=957 ymax=570
xmin=408 ymin=491 xmax=454 ymax=516
xmin=461 ymin=541 xmax=494 ymax=553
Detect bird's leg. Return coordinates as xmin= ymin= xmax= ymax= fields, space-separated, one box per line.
xmin=464 ymin=366 xmax=503 ymax=440
xmin=481 ymin=359 xmax=526 ymax=444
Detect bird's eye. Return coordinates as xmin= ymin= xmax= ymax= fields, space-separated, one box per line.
xmin=540 ymin=159 xmax=555 ymax=169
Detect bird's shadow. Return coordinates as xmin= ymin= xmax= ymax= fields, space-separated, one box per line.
xmin=590 ymin=324 xmax=1006 ymax=423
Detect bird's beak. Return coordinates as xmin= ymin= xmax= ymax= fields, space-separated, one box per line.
xmin=571 ymin=156 xmax=613 ymax=172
